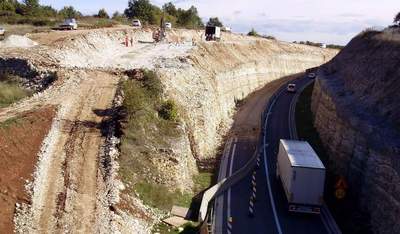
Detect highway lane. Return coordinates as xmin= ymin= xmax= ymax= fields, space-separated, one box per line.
xmin=220 ymin=76 xmax=332 ymax=234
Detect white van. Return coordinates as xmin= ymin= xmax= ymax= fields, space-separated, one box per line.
xmin=287 ymin=83 xmax=296 ymax=93
xmin=165 ymin=22 xmax=172 ymax=29
xmin=132 ymin=19 xmax=142 ymax=28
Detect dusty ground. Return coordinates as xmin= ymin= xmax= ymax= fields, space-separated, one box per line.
xmin=10 ymin=70 xmax=120 ymax=233
xmin=0 ymin=26 xmax=334 ymax=233
xmin=0 ymin=106 xmax=56 ymax=234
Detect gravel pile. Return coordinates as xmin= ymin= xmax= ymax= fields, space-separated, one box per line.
xmin=0 ymin=35 xmax=38 ymax=48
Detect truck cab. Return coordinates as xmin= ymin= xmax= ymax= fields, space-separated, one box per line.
xmin=205 ymin=26 xmax=221 ymax=41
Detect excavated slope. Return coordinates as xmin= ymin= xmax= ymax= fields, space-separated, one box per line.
xmin=311 ymin=28 xmax=400 ymax=234
xmin=159 ymin=38 xmax=336 ymax=162
xmin=0 ymin=28 xmax=337 ymax=232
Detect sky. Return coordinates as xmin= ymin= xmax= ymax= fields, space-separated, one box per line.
xmin=40 ymin=0 xmax=399 ymax=45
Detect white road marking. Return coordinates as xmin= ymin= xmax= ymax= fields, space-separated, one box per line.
xmin=227 ymin=141 xmax=237 ymax=233
xmin=263 ymin=89 xmax=284 ymax=234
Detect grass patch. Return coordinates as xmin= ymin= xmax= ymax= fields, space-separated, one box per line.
xmin=127 ymin=173 xmax=212 ymax=212
xmin=193 ymin=172 xmax=212 ymax=193
xmin=0 ymin=73 xmax=32 ymax=108
xmin=296 ymin=83 xmax=372 ymax=234
xmin=119 ymin=70 xmax=213 ymax=213
xmin=119 ymin=69 xmax=190 ymax=211
xmin=0 ymin=116 xmax=22 ymax=129
xmin=133 ymin=182 xmax=192 ymax=211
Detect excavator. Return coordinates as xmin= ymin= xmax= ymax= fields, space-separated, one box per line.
xmin=153 ymin=14 xmax=167 ymax=43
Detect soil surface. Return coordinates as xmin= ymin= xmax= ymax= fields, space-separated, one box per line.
xmin=0 ymin=106 xmax=56 ymax=233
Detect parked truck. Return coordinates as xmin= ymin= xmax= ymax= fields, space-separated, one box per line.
xmin=205 ymin=26 xmax=221 ymax=41
xmin=276 ymin=139 xmax=325 ymax=214
xmin=0 ymin=26 xmax=5 ymax=40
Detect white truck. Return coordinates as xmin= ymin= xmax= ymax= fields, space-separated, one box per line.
xmin=205 ymin=26 xmax=221 ymax=41
xmin=0 ymin=26 xmax=5 ymax=40
xmin=276 ymin=139 xmax=325 ymax=214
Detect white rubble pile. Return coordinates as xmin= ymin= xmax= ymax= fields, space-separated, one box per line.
xmin=0 ymin=35 xmax=38 ymax=48
xmin=50 ymin=29 xmax=194 ymax=70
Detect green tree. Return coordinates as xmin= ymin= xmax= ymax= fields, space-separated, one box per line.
xmin=59 ymin=6 xmax=81 ymax=18
xmin=0 ymin=0 xmax=17 ymax=12
xmin=124 ymin=0 xmax=154 ymax=22
xmin=20 ymin=0 xmax=39 ymax=15
xmin=207 ymin=17 xmax=223 ymax=27
xmin=176 ymin=6 xmax=203 ymax=28
xmin=162 ymin=2 xmax=177 ymax=16
xmin=247 ymin=28 xmax=259 ymax=36
xmin=39 ymin=5 xmax=57 ymax=17
xmin=394 ymin=12 xmax=400 ymax=25
xmin=112 ymin=11 xmax=121 ymax=18
xmin=97 ymin=8 xmax=109 ymax=18
xmin=23 ymin=0 xmax=39 ymax=9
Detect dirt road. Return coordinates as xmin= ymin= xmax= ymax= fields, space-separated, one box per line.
xmin=12 ymin=70 xmax=120 ymax=233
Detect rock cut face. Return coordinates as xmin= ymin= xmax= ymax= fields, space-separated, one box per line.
xmin=311 ymin=28 xmax=400 ymax=234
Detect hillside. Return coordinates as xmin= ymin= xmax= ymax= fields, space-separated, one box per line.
xmin=311 ymin=27 xmax=400 ymax=234
xmin=0 ymin=28 xmax=336 ymax=232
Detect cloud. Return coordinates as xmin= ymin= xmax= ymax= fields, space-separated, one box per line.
xmin=258 ymin=12 xmax=267 ymax=17
xmin=41 ymin=0 xmax=398 ymax=44
xmin=337 ymin=13 xmax=364 ymax=18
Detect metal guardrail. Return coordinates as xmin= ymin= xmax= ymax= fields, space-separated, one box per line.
xmin=199 ymin=79 xmax=290 ymax=226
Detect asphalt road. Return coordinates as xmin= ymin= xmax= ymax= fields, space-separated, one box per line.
xmin=217 ymin=76 xmax=335 ymax=234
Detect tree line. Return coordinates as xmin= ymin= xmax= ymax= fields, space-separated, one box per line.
xmin=124 ymin=0 xmax=204 ymax=28
xmin=0 ymin=0 xmax=213 ymax=29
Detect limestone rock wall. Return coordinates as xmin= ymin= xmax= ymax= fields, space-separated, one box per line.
xmin=311 ymin=29 xmax=400 ymax=234
xmin=159 ymin=40 xmax=337 ymax=161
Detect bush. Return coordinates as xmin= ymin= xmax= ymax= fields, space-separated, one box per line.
xmin=248 ymin=28 xmax=259 ymax=37
xmin=207 ymin=17 xmax=223 ymax=27
xmin=142 ymin=69 xmax=163 ymax=98
xmin=0 ymin=72 xmax=32 ymax=108
xmin=158 ymin=100 xmax=178 ymax=121
xmin=96 ymin=8 xmax=109 ymax=19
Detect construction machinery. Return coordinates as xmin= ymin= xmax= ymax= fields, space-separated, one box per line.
xmin=153 ymin=14 xmax=167 ymax=43
xmin=205 ymin=26 xmax=221 ymax=41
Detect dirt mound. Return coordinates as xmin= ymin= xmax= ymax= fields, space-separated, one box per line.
xmin=0 ymin=106 xmax=55 ymax=233
xmin=0 ymin=35 xmax=38 ymax=48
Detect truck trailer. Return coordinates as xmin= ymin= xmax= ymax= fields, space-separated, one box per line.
xmin=276 ymin=139 xmax=325 ymax=214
